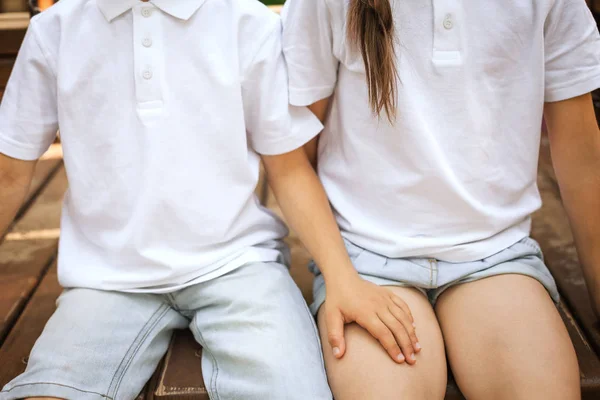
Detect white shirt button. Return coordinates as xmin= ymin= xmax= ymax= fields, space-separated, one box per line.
xmin=443 ymin=15 xmax=454 ymax=30
xmin=142 ymin=69 xmax=153 ymax=80
xmin=142 ymin=38 xmax=153 ymax=47
xmin=141 ymin=8 xmax=153 ymax=18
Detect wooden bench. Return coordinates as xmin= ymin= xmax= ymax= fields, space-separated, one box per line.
xmin=1 ymin=138 xmax=600 ymax=399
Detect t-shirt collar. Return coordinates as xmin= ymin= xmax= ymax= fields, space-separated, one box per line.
xmin=97 ymin=0 xmax=206 ymax=22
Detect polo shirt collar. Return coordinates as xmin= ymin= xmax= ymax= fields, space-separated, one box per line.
xmin=97 ymin=0 xmax=206 ymax=22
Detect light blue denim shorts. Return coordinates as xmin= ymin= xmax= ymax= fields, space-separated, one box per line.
xmin=310 ymin=237 xmax=559 ymax=315
xmin=0 ymin=262 xmax=332 ymax=400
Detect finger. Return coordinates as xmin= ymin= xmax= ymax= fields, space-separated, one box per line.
xmin=390 ymin=294 xmax=415 ymax=327
xmin=360 ymin=317 xmax=405 ymax=364
xmin=326 ymin=308 xmax=346 ymax=359
xmin=388 ymin=304 xmax=421 ymax=353
xmin=379 ymin=310 xmax=417 ymax=365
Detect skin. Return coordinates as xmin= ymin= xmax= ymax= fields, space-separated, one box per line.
xmin=306 ymin=93 xmax=596 ymax=399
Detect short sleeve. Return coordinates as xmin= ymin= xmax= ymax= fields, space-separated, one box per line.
xmin=281 ymin=0 xmax=339 ymax=106
xmin=0 ymin=20 xmax=58 ymax=161
xmin=544 ymin=0 xmax=600 ymax=102
xmin=242 ymin=18 xmax=323 ymax=156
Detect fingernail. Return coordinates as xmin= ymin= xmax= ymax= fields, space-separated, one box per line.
xmin=397 ymin=353 xmax=405 ymax=362
xmin=333 ymin=347 xmax=341 ymax=357
xmin=410 ymin=353 xmax=416 ymax=361
xmin=412 ymin=322 xmax=417 ymax=328
xmin=415 ymin=342 xmax=422 ymax=351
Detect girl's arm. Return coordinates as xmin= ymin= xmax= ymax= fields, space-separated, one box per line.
xmin=544 ymin=93 xmax=600 ymax=316
xmin=303 ymin=98 xmax=331 ymax=169
xmin=262 ymin=148 xmax=421 ymax=364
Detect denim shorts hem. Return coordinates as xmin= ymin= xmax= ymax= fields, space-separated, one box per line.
xmin=310 ymin=274 xmax=423 ymax=316
xmin=428 ymin=270 xmax=560 ymax=306
xmin=0 ymin=382 xmax=111 ymax=400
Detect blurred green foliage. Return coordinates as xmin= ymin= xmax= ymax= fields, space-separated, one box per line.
xmin=261 ymin=0 xmax=285 ymax=5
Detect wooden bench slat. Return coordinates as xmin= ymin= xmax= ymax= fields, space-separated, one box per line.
xmin=8 ymin=145 xmax=63 ymax=234
xmin=0 ymin=165 xmax=66 ymax=344
xmin=147 ymin=330 xmax=208 ymax=400
xmin=0 ymin=27 xmax=25 ymax=56
xmin=558 ymin=300 xmax=600 ymax=399
xmin=0 ymin=56 xmax=14 ymax=87
xmin=0 ymin=261 xmax=61 ymax=386
xmin=533 ymin=140 xmax=600 ymax=356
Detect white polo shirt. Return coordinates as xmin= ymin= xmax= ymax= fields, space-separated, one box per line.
xmin=0 ymin=0 xmax=322 ymax=291
xmin=283 ymin=0 xmax=600 ymax=262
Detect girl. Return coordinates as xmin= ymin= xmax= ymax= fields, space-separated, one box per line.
xmin=282 ymin=0 xmax=600 ymax=399
xmin=0 ymin=0 xmax=418 ymax=399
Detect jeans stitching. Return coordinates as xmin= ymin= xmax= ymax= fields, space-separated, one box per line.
xmin=190 ymin=322 xmax=220 ymax=400
xmin=108 ymin=303 xmax=171 ymax=399
xmin=1 ymin=382 xmax=111 ymax=399
xmin=300 ymin=292 xmax=328 ymax=380
xmin=520 ymin=237 xmax=543 ymax=256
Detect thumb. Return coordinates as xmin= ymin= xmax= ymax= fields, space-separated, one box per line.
xmin=326 ymin=308 xmax=346 ymax=359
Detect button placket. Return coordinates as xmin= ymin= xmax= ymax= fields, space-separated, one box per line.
xmin=432 ymin=0 xmax=462 ymax=65
xmin=132 ymin=2 xmax=164 ymax=114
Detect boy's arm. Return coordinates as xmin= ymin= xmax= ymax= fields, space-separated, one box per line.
xmin=544 ymin=93 xmax=600 ymax=316
xmin=0 ymin=153 xmax=37 ymax=236
xmin=262 ymin=148 xmax=420 ymax=364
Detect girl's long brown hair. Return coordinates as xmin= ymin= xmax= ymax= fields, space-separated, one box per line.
xmin=347 ymin=0 xmax=398 ymax=122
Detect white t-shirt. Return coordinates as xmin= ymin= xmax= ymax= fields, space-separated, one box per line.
xmin=0 ymin=0 xmax=322 ymax=291
xmin=282 ymin=0 xmax=600 ymax=262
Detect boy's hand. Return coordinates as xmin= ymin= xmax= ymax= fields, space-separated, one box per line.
xmin=324 ymin=272 xmax=421 ymax=364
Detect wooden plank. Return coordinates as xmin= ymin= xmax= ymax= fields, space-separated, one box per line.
xmin=146 ymin=330 xmax=209 ymax=400
xmin=6 ymin=144 xmax=63 ymax=236
xmin=533 ymin=140 xmax=600 ymax=356
xmin=0 ymin=261 xmax=60 ymax=386
xmin=0 ymin=166 xmax=66 ymax=344
xmin=558 ymin=300 xmax=600 ymax=398
xmin=0 ymin=56 xmax=14 ymax=87
xmin=0 ymin=27 xmax=25 ymax=56
xmin=0 ymin=12 xmax=29 ymax=30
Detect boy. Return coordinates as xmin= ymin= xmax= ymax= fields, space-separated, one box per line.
xmin=0 ymin=0 xmax=342 ymax=398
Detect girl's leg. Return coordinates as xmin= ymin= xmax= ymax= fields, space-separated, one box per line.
xmin=317 ymin=286 xmax=447 ymax=400
xmin=436 ymin=274 xmax=580 ymax=400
